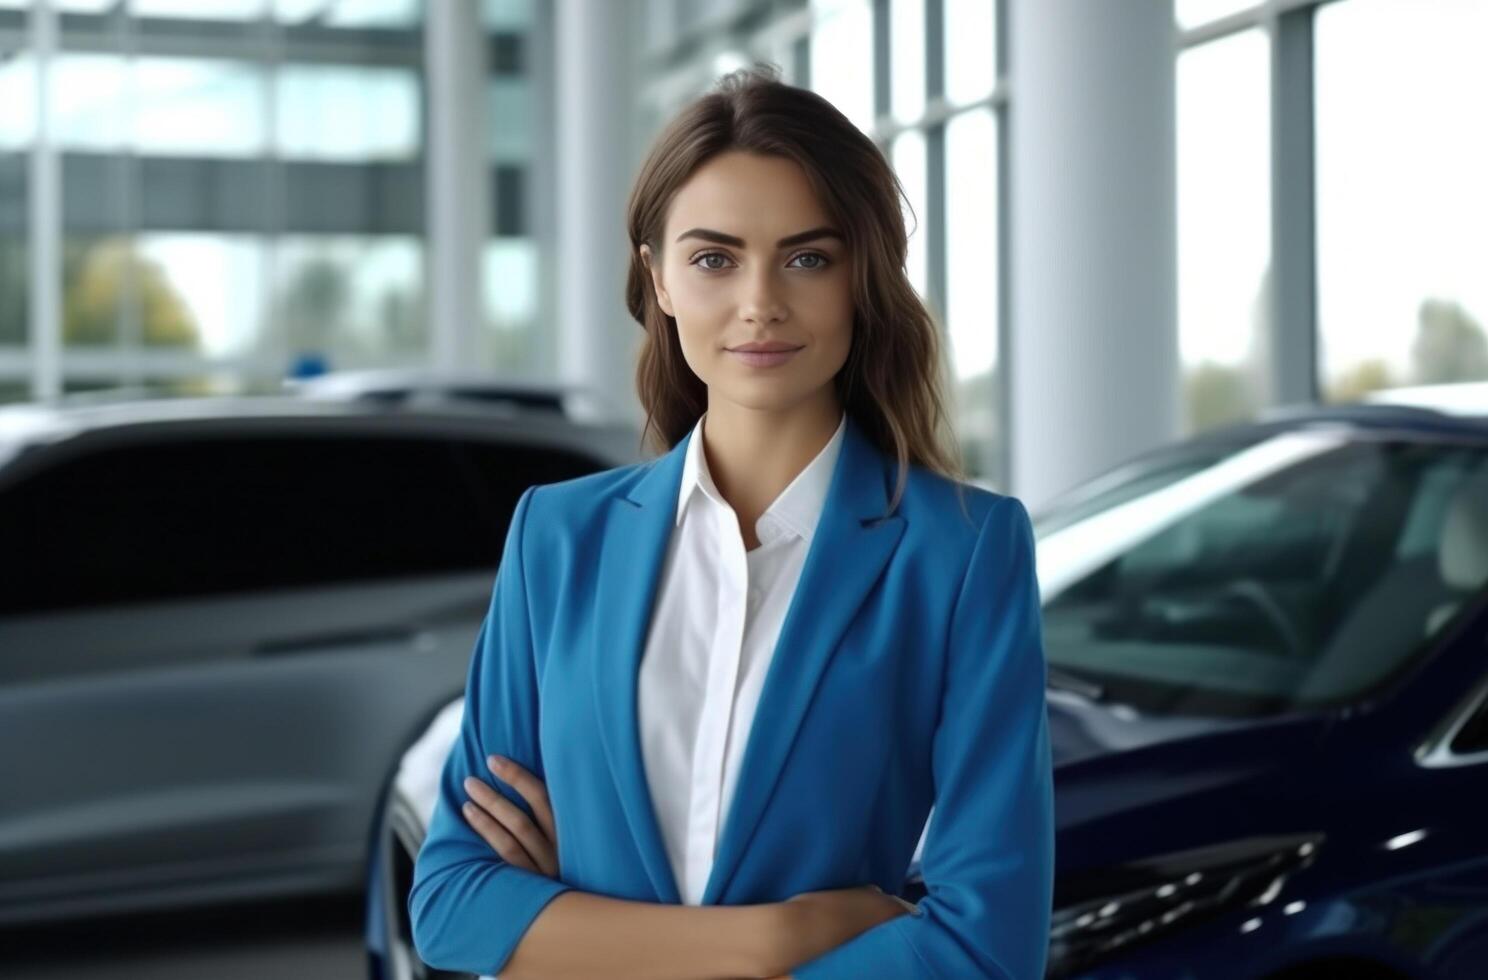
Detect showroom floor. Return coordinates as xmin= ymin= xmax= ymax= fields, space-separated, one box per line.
xmin=1 ymin=892 xmax=367 ymax=980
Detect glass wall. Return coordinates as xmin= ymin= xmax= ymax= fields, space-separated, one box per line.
xmin=481 ymin=0 xmax=542 ymax=375
xmin=808 ymin=0 xmax=874 ymax=135
xmin=1176 ymin=27 xmax=1271 ymax=435
xmin=1175 ymin=0 xmax=1258 ymax=30
xmin=1315 ymin=0 xmax=1488 ymax=400
xmin=1177 ymin=0 xmax=1487 ymax=420
xmin=943 ymin=105 xmax=997 ymax=475
xmin=0 ymin=0 xmax=543 ymax=403
xmin=937 ymin=0 xmax=1002 ymax=484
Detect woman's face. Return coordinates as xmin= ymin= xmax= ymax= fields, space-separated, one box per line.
xmin=639 ymin=150 xmax=854 ymax=415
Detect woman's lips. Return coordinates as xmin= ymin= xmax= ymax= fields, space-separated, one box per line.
xmin=726 ymin=346 xmax=803 ymax=368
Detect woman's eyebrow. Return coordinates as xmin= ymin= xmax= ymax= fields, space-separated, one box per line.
xmin=673 ymin=226 xmax=843 ymax=248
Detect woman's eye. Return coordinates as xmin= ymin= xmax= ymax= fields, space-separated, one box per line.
xmin=691 ymin=251 xmax=830 ymax=272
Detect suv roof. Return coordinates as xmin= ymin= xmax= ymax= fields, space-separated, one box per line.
xmin=283 ymin=367 xmax=619 ymax=416
xmin=1357 ymin=380 xmax=1488 ymax=418
xmin=1188 ymin=382 xmax=1488 ymax=448
xmin=0 ymin=373 xmax=644 ymax=474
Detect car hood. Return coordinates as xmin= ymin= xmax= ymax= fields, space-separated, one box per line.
xmin=1047 ymin=689 xmax=1269 ymax=766
xmin=1047 ymin=690 xmax=1334 ymax=826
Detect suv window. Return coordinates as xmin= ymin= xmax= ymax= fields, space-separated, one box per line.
xmin=0 ymin=433 xmax=611 ymax=615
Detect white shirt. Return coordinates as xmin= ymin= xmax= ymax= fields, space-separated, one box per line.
xmin=636 ymin=409 xmax=848 ymax=905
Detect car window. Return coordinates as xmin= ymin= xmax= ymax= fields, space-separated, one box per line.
xmin=1037 ymin=433 xmax=1488 ymax=718
xmin=0 ymin=433 xmax=611 ymax=615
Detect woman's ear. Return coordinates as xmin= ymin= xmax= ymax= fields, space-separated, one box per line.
xmin=639 ymin=243 xmax=674 ymax=318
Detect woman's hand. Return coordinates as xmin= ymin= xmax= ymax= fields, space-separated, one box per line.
xmin=460 ymin=754 xmax=559 ymax=877
xmin=765 ymin=884 xmax=916 ymax=976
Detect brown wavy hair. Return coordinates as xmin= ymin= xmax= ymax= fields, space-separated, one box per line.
xmin=623 ymin=62 xmax=971 ymax=524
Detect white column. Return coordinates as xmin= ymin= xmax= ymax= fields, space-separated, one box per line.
xmin=29 ymin=0 xmax=60 ymax=402
xmin=1006 ymin=0 xmax=1179 ymax=511
xmin=555 ymin=0 xmax=644 ymax=424
xmin=425 ymin=0 xmax=490 ymax=371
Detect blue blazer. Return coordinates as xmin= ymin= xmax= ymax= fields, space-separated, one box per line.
xmin=409 ymin=411 xmax=1055 ymax=979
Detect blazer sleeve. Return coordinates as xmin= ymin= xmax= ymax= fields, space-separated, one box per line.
xmin=793 ymin=494 xmax=1055 ymax=980
xmin=407 ymin=484 xmax=574 ymax=975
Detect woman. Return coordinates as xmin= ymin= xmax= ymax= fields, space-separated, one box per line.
xmin=409 ymin=64 xmax=1054 ymax=980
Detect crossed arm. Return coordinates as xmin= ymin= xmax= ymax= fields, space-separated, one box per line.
xmin=455 ymin=750 xmax=917 ymax=980
xmin=447 ymin=754 xmax=809 ymax=978
xmin=458 ymin=751 xmax=787 ymax=978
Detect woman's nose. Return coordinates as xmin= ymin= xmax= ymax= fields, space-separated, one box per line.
xmin=739 ymin=267 xmax=787 ymax=323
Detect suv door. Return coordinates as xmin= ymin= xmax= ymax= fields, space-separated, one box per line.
xmin=0 ymin=424 xmax=613 ymax=923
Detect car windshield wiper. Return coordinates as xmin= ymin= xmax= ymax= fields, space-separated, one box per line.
xmin=1047 ymin=665 xmax=1107 ymax=702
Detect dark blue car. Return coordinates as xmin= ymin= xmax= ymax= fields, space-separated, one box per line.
xmin=365 ymin=381 xmax=1488 ymax=979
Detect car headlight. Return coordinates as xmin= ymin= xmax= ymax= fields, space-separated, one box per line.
xmin=1047 ymin=832 xmax=1323 ymax=978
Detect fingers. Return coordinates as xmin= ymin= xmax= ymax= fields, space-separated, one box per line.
xmin=487 ymin=755 xmax=558 ymax=846
xmin=460 ymin=789 xmax=541 ymax=873
xmin=461 ymin=775 xmax=557 ymax=876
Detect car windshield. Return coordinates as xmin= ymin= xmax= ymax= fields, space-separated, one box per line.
xmin=1032 ymin=428 xmax=1488 ymax=719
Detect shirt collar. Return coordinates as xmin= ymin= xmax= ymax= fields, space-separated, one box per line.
xmin=676 ymin=410 xmax=848 ymax=546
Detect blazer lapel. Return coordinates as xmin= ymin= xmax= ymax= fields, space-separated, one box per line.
xmin=591 ymin=425 xmax=693 ymax=905
xmin=590 ymin=413 xmax=907 ymax=907
xmin=700 ymin=414 xmax=905 ymax=904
